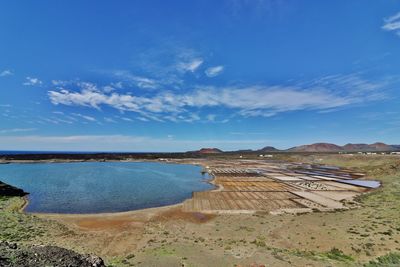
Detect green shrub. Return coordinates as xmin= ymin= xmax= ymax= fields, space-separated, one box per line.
xmin=365 ymin=252 xmax=400 ymax=267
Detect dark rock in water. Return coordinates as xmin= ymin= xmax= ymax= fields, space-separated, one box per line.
xmin=0 ymin=241 xmax=106 ymax=267
xmin=0 ymin=181 xmax=28 ymax=197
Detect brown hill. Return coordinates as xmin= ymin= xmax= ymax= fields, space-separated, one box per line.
xmin=289 ymin=142 xmax=396 ymax=152
xmin=367 ymin=142 xmax=394 ymax=151
xmin=288 ymin=143 xmax=343 ymax=152
xmin=343 ymin=142 xmax=394 ymax=151
xmin=342 ymin=143 xmax=370 ymax=151
xmin=259 ymin=146 xmax=279 ymax=152
xmin=196 ymin=148 xmax=223 ymax=154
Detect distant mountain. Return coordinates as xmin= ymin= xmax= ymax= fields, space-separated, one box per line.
xmin=367 ymin=142 xmax=394 ymax=151
xmin=194 ymin=148 xmax=223 ymax=154
xmin=188 ymin=142 xmax=399 ymax=154
xmin=258 ymin=146 xmax=280 ymax=152
xmin=287 ymin=143 xmax=343 ymax=152
xmin=342 ymin=143 xmax=370 ymax=151
xmin=343 ymin=142 xmax=394 ymax=152
xmin=288 ymin=142 xmax=397 ymax=152
xmin=232 ymin=149 xmax=254 ymax=153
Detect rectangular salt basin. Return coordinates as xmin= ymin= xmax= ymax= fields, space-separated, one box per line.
xmin=337 ymin=179 xmax=380 ymax=188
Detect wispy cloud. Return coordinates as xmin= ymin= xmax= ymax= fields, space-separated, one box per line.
xmin=138 ymin=117 xmax=149 ymax=122
xmin=382 ymin=11 xmax=400 ymax=36
xmin=120 ymin=117 xmax=134 ymax=122
xmin=0 ymin=128 xmax=37 ymax=134
xmin=71 ymin=113 xmax=97 ymax=122
xmin=121 ymin=45 xmax=206 ymax=87
xmin=51 ymin=80 xmax=72 ymax=86
xmin=177 ymin=58 xmax=203 ymax=73
xmin=206 ymin=114 xmax=216 ymax=122
xmin=47 ymin=73 xmax=387 ymax=121
xmin=23 ymin=77 xmax=43 ymax=86
xmin=0 ymin=70 xmax=13 ymax=77
xmin=205 ymin=65 xmax=224 ymax=77
xmin=112 ymin=71 xmax=158 ymax=89
xmin=104 ymin=117 xmax=117 ymax=123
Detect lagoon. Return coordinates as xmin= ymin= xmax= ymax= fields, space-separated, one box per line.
xmin=0 ymin=162 xmax=213 ymax=214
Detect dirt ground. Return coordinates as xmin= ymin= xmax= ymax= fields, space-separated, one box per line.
xmin=4 ymin=154 xmax=400 ymax=266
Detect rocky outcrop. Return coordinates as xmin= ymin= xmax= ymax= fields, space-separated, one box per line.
xmin=0 ymin=241 xmax=105 ymax=267
xmin=0 ymin=181 xmax=28 ymax=197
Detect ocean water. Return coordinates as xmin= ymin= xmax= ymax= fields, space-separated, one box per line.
xmin=0 ymin=150 xmax=102 ymax=155
xmin=0 ymin=162 xmax=213 ymax=213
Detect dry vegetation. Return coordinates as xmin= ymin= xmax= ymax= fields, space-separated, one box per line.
xmin=1 ymin=154 xmax=400 ymax=266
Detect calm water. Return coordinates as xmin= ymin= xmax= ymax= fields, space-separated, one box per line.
xmin=0 ymin=162 xmax=213 ymax=213
xmin=337 ymin=179 xmax=381 ymax=188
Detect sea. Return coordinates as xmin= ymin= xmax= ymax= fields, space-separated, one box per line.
xmin=0 ymin=150 xmax=145 ymax=155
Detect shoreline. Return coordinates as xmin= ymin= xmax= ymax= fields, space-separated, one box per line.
xmin=19 ymin=195 xmax=29 ymax=212
xmin=34 ymin=202 xmax=184 ymax=219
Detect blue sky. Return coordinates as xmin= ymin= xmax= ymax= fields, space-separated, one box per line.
xmin=1 ymin=0 xmax=400 ymax=152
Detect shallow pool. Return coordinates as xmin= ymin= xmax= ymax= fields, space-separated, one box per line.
xmin=0 ymin=162 xmax=213 ymax=214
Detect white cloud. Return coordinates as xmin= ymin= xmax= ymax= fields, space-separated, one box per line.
xmin=138 ymin=117 xmax=149 ymax=122
xmin=102 ymin=85 xmax=115 ymax=93
xmin=0 ymin=70 xmax=13 ymax=77
xmin=23 ymin=77 xmax=43 ymax=86
xmin=206 ymin=114 xmax=216 ymax=122
xmin=205 ymin=65 xmax=224 ymax=77
xmin=121 ymin=117 xmax=134 ymax=122
xmin=0 ymin=128 xmax=37 ymax=134
xmin=71 ymin=113 xmax=97 ymax=122
xmin=112 ymin=71 xmax=158 ymax=89
xmin=104 ymin=117 xmax=117 ymax=123
xmin=382 ymin=12 xmax=400 ymax=35
xmin=178 ymin=58 xmax=203 ymax=73
xmin=47 ymin=74 xmax=387 ymax=121
xmin=51 ymin=80 xmax=71 ymax=86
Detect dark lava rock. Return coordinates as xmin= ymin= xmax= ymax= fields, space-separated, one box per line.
xmin=0 ymin=181 xmax=28 ymax=197
xmin=0 ymin=241 xmax=105 ymax=267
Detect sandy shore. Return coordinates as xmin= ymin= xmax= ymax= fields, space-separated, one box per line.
xmin=34 ymin=203 xmax=183 ymax=220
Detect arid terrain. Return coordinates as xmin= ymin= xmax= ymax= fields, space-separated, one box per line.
xmin=1 ymin=153 xmax=400 ymax=266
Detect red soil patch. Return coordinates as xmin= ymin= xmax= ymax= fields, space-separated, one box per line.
xmin=152 ymin=207 xmax=215 ymax=224
xmin=76 ymin=218 xmax=135 ymax=230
